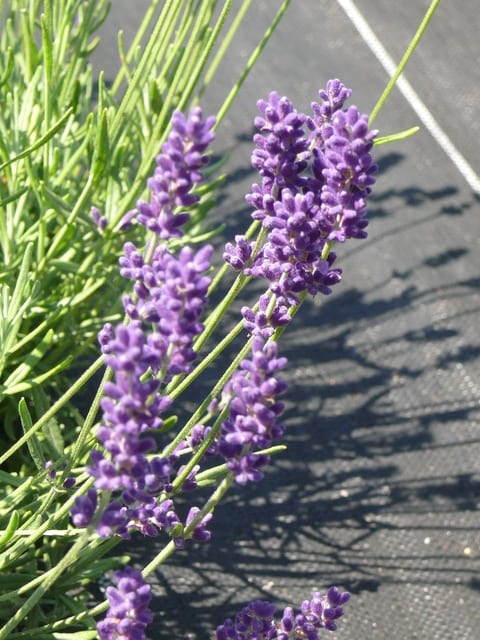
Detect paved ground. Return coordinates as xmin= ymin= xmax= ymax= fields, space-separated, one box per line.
xmin=92 ymin=2 xmax=480 ymax=638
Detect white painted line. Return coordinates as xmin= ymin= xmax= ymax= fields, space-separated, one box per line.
xmin=336 ymin=0 xmax=480 ymax=194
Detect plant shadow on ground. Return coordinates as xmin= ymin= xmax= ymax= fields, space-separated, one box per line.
xmin=121 ymin=150 xmax=480 ymax=638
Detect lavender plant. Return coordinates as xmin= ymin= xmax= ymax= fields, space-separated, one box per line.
xmin=0 ymin=0 xmax=443 ymax=638
xmin=70 ymin=81 xmax=366 ymax=640
xmin=0 ymin=0 xmax=292 ymax=466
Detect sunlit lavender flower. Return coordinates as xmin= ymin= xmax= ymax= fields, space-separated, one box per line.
xmin=74 ymin=312 xmax=205 ymax=538
xmin=224 ymin=79 xmax=377 ymax=331
xmin=307 ymin=79 xmax=353 ymax=144
xmin=249 ymin=91 xmax=310 ymax=203
xmin=173 ymin=506 xmax=213 ymax=549
xmin=314 ymin=105 xmax=377 ymax=242
xmin=97 ymin=567 xmax=153 ymax=640
xmin=91 ymin=321 xmax=171 ymax=492
xmin=223 ymin=235 xmax=254 ymax=270
xmin=218 ymin=336 xmax=288 ymax=484
xmin=120 ymin=243 xmax=213 ymax=377
xmin=244 ymin=189 xmax=342 ymax=304
xmin=71 ymin=317 xmax=181 ymax=537
xmin=71 ymin=488 xmax=97 ymax=528
xmin=124 ymin=107 xmax=216 ymax=237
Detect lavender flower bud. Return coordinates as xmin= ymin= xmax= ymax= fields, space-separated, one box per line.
xmin=62 ymin=476 xmax=76 ymax=489
xmin=91 ymin=206 xmax=107 ymax=231
xmin=45 ymin=460 xmax=56 ymax=481
xmin=185 ymin=506 xmax=212 ymax=543
xmin=241 ymin=293 xmax=291 ymax=338
xmin=223 ymin=235 xmax=254 ymax=270
xmin=308 ymin=78 xmax=353 ymax=132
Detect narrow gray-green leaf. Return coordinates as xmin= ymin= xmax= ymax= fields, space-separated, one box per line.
xmin=18 ymin=398 xmax=45 ymax=472
xmin=0 ymin=107 xmax=74 ymax=171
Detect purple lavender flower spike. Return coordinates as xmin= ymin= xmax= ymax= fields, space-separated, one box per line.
xmin=86 ymin=320 xmax=172 ymax=497
xmin=97 ymin=567 xmax=153 ymax=640
xmin=308 ymin=79 xmax=353 ymax=137
xmin=73 ymin=108 xmax=218 ymax=542
xmin=72 ymin=108 xmax=215 ymax=539
xmin=218 ymin=336 xmax=288 ymax=484
xmin=226 ymin=79 xmax=376 ymax=335
xmin=243 ymin=188 xmax=343 ymax=305
xmin=314 ymin=105 xmax=377 ymax=242
xmin=119 ymin=241 xmax=213 ymax=376
xmin=294 ymin=588 xmax=351 ymax=633
xmin=216 ymin=600 xmax=277 ymax=640
xmin=132 ymin=107 xmax=216 ymax=238
xmin=216 ymin=588 xmax=350 ymax=640
xmin=248 ymin=91 xmax=309 ymax=208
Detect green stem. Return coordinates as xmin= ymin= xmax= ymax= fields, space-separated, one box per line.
xmin=172 ymin=0 xmax=233 ymax=115
xmin=369 ymin=0 xmax=442 ymax=124
xmin=165 ymin=220 xmax=263 ymax=398
xmin=196 ymin=0 xmax=253 ymax=101
xmin=0 ymin=473 xmax=93 ymax=571
xmin=40 ymin=0 xmax=53 ymax=180
xmin=68 ymin=364 xmax=111 ymax=471
xmin=163 ymin=333 xmax=253 ymax=456
xmin=40 ymin=171 xmax=94 ymax=265
xmin=216 ymin=0 xmax=292 ymax=125
xmin=137 ymin=0 xmax=235 ymax=183
xmin=110 ymin=0 xmax=165 ymax=96
xmin=166 ymin=315 xmax=245 ymax=401
xmin=170 ymin=391 xmax=231 ymax=491
xmin=154 ymin=0 xmax=216 ymax=122
xmin=109 ymin=0 xmax=183 ymax=146
xmin=143 ymin=473 xmax=234 ymax=577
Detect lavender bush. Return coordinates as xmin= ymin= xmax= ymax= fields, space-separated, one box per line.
xmin=70 ymin=79 xmax=365 ymax=640
xmin=0 ymin=1 xmax=441 ymax=638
